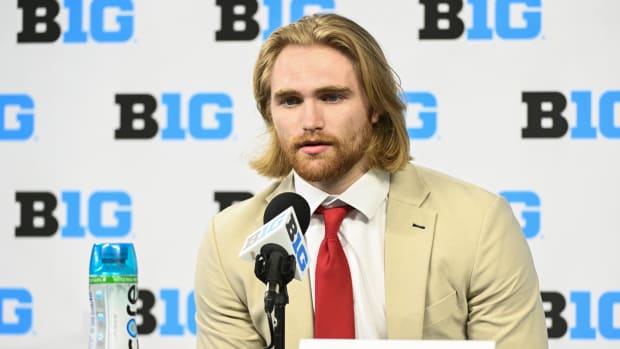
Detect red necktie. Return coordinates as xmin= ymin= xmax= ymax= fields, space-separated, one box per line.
xmin=314 ymin=205 xmax=355 ymax=338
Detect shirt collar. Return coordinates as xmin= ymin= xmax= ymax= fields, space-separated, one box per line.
xmin=293 ymin=168 xmax=390 ymax=220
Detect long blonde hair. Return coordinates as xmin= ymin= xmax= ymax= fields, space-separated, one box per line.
xmin=251 ymin=13 xmax=410 ymax=178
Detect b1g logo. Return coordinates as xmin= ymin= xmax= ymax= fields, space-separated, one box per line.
xmin=0 ymin=288 xmax=33 ymax=335
xmin=216 ymin=0 xmax=335 ymax=41
xmin=114 ymin=93 xmax=233 ymax=140
xmin=419 ymin=0 xmax=541 ymax=40
xmin=404 ymin=91 xmax=437 ymax=139
xmin=522 ymin=91 xmax=620 ymax=139
xmin=138 ymin=288 xmax=196 ymax=336
xmin=543 ymin=291 xmax=620 ymax=340
xmin=17 ymin=0 xmax=134 ymax=43
xmin=500 ymin=190 xmax=540 ymax=239
xmin=0 ymin=94 xmax=34 ymax=141
xmin=15 ymin=191 xmax=132 ymax=238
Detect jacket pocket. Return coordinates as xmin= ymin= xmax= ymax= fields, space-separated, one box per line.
xmin=423 ymin=290 xmax=458 ymax=328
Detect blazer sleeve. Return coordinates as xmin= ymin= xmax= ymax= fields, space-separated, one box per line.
xmin=194 ymin=218 xmax=265 ymax=349
xmin=466 ymin=196 xmax=548 ymax=349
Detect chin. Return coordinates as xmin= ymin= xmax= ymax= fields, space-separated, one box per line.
xmin=296 ymin=164 xmax=347 ymax=183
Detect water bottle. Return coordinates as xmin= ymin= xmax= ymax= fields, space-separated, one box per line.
xmin=89 ymin=243 xmax=139 ymax=349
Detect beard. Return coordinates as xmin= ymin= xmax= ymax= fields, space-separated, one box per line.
xmin=279 ymin=122 xmax=373 ymax=183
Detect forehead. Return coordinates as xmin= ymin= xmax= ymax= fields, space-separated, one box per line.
xmin=270 ymin=44 xmax=361 ymax=94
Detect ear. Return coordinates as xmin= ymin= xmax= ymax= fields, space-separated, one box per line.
xmin=370 ymin=110 xmax=380 ymax=124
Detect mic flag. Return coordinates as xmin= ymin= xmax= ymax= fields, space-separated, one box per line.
xmin=239 ymin=192 xmax=311 ymax=281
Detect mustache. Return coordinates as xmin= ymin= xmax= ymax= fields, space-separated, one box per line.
xmin=292 ymin=133 xmax=340 ymax=148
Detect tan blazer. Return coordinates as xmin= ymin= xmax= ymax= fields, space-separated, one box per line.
xmin=195 ymin=163 xmax=548 ymax=349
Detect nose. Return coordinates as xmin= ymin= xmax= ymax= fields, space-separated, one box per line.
xmin=301 ymin=101 xmax=324 ymax=132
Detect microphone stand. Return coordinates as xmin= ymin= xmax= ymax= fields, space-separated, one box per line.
xmin=255 ymin=243 xmax=296 ymax=349
xmin=272 ymin=282 xmax=288 ymax=349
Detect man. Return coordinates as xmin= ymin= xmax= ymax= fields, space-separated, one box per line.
xmin=194 ymin=13 xmax=548 ymax=349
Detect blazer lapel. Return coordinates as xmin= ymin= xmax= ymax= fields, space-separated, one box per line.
xmin=385 ymin=164 xmax=436 ymax=339
xmin=265 ymin=175 xmax=315 ymax=341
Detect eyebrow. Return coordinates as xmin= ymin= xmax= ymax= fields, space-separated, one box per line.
xmin=272 ymin=85 xmax=353 ymax=100
xmin=272 ymin=89 xmax=298 ymax=100
xmin=314 ymin=86 xmax=353 ymax=97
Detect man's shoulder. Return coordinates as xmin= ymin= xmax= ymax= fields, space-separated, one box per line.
xmin=400 ymin=163 xmax=500 ymax=209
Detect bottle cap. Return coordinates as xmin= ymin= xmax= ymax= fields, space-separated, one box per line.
xmin=89 ymin=243 xmax=137 ymax=276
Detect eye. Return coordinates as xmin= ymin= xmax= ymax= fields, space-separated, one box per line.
xmin=321 ymin=94 xmax=344 ymax=103
xmin=280 ymin=96 xmax=302 ymax=106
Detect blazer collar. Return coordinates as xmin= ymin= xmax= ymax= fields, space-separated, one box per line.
xmin=389 ymin=163 xmax=431 ymax=207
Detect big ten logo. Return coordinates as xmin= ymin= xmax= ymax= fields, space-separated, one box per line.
xmin=137 ymin=288 xmax=196 ymax=336
xmin=17 ymin=0 xmax=134 ymax=43
xmin=0 ymin=288 xmax=33 ymax=335
xmin=522 ymin=91 xmax=620 ymax=139
xmin=284 ymin=210 xmax=308 ymax=272
xmin=543 ymin=291 xmax=620 ymax=340
xmin=114 ymin=93 xmax=234 ymax=140
xmin=500 ymin=190 xmax=540 ymax=239
xmin=403 ymin=91 xmax=438 ymax=139
xmin=215 ymin=0 xmax=336 ymax=41
xmin=0 ymin=94 xmax=35 ymax=141
xmin=14 ymin=191 xmax=132 ymax=238
xmin=418 ymin=0 xmax=541 ymax=40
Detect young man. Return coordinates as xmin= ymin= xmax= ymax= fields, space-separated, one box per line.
xmin=194 ymin=13 xmax=548 ymax=349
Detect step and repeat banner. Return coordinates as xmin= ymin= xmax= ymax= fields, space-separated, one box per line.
xmin=1 ymin=1 xmax=619 ymax=348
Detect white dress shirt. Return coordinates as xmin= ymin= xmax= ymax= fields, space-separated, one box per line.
xmin=293 ymin=168 xmax=389 ymax=339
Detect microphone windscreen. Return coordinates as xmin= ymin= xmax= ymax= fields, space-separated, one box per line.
xmin=263 ymin=192 xmax=311 ymax=233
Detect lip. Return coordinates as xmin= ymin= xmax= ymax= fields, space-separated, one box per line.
xmin=297 ymin=140 xmax=332 ymax=155
xmin=300 ymin=144 xmax=331 ymax=155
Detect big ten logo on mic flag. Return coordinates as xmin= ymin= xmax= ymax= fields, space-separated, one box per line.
xmin=239 ymin=206 xmax=309 ymax=280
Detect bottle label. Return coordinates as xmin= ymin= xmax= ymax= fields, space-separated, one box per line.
xmin=89 ymin=281 xmax=139 ymax=349
xmin=90 ymin=276 xmax=138 ymax=284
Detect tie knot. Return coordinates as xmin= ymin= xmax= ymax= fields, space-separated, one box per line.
xmin=316 ymin=205 xmax=352 ymax=239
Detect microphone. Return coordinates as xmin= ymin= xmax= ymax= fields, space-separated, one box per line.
xmin=239 ymin=192 xmax=311 ymax=281
xmin=239 ymin=192 xmax=311 ymax=349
